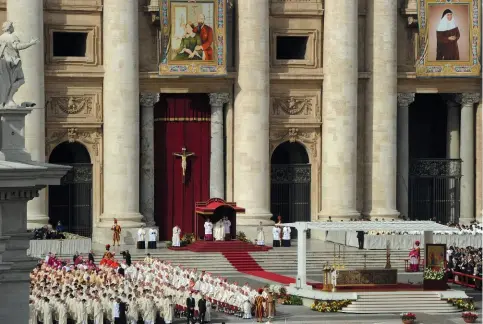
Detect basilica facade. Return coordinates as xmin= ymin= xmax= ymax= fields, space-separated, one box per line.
xmin=3 ymin=0 xmax=481 ymax=243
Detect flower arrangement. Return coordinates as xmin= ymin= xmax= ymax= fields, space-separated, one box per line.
xmin=165 ymin=241 xmax=172 ymax=248
xmin=264 ymin=285 xmax=302 ymax=305
xmin=180 ymin=233 xmax=195 ymax=246
xmin=236 ymin=231 xmax=251 ymax=243
xmin=62 ymin=232 xmax=87 ymax=240
xmin=447 ymin=298 xmax=475 ymax=311
xmin=400 ymin=312 xmax=416 ymax=322
xmin=423 ymin=267 xmax=445 ymax=280
xmin=462 ymin=312 xmax=479 ymax=323
xmin=310 ymin=300 xmax=352 ymax=312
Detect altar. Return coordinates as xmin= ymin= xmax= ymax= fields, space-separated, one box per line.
xmin=333 ymin=268 xmax=398 ymax=287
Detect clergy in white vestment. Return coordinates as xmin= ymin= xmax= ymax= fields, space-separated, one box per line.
xmin=282 ymin=226 xmax=291 ymax=247
xmin=205 ymin=298 xmax=212 ymax=322
xmin=204 ymin=218 xmax=213 ymax=241
xmin=148 ymin=228 xmax=158 ymax=249
xmin=272 ymin=226 xmax=281 ymax=247
xmin=93 ymin=297 xmax=104 ymax=324
xmin=223 ymin=216 xmax=232 ymax=240
xmin=29 ymin=299 xmax=39 ymax=324
xmin=137 ymin=226 xmax=146 ymax=249
xmin=42 ymin=298 xmax=54 ymax=324
xmin=57 ymin=301 xmax=68 ymax=324
xmin=78 ymin=299 xmax=89 ymax=324
xmin=214 ymin=220 xmax=225 ymax=241
xmin=256 ymin=222 xmax=265 ymax=246
xmin=143 ymin=296 xmax=157 ymax=324
xmin=163 ymin=296 xmax=175 ymax=324
xmin=172 ymin=225 xmax=181 ymax=247
xmin=242 ymin=295 xmax=252 ymax=318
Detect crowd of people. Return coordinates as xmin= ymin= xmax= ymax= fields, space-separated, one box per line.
xmin=446 ymin=246 xmax=482 ymax=286
xmin=31 ymin=222 xmax=66 ymax=240
xmin=29 ymin=246 xmax=277 ymax=324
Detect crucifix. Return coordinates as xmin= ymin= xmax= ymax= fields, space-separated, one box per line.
xmin=173 ymin=147 xmax=195 ymax=184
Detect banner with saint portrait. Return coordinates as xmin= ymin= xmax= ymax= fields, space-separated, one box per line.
xmin=416 ymin=0 xmax=481 ymax=77
xmin=158 ymin=0 xmax=227 ymax=76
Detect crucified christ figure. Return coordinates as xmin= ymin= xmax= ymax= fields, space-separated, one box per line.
xmin=173 ymin=147 xmax=195 ymax=184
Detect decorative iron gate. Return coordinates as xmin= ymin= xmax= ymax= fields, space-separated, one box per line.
xmin=49 ymin=163 xmax=93 ymax=237
xmin=270 ymin=164 xmax=311 ymax=238
xmin=408 ymin=159 xmax=462 ymax=224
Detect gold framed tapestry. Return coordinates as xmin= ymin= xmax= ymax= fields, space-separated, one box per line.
xmin=159 ymin=0 xmax=227 ymax=76
xmin=416 ymin=0 xmax=481 ymax=77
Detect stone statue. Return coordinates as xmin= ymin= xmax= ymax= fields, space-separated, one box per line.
xmin=0 ymin=21 xmax=39 ymax=108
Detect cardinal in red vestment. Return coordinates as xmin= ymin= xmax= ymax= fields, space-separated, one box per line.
xmin=192 ymin=13 xmax=213 ymax=60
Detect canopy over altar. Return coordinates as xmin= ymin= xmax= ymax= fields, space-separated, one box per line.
xmin=281 ymin=221 xmax=461 ymax=290
xmin=194 ymin=198 xmax=245 ymax=239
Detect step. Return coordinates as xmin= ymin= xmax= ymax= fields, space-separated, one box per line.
xmin=348 ymin=301 xmax=448 ymax=306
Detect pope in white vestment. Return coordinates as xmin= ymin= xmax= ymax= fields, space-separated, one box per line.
xmin=256 ymin=222 xmax=265 ymax=245
xmin=214 ymin=220 xmax=225 ymax=241
xmin=172 ymin=226 xmax=181 ymax=247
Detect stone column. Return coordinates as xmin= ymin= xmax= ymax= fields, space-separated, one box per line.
xmin=363 ymin=0 xmax=399 ymax=219
xmin=319 ymin=0 xmax=359 ymax=220
xmin=208 ymin=93 xmax=230 ymax=199
xmin=234 ymin=0 xmax=272 ymax=228
xmin=140 ymin=93 xmax=159 ymax=227
xmin=396 ymin=93 xmax=415 ymax=219
xmin=460 ymin=93 xmax=479 ymax=224
xmin=446 ymin=96 xmax=461 ymax=221
xmin=97 ymin=0 xmax=143 ymax=242
xmin=7 ymin=0 xmax=47 ymax=229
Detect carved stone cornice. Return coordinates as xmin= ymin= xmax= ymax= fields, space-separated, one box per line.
xmin=461 ymin=93 xmax=480 ymax=106
xmin=0 ymin=189 xmax=40 ymax=202
xmin=140 ymin=93 xmax=160 ymax=108
xmin=397 ymin=93 xmax=415 ymax=108
xmin=209 ymin=93 xmax=230 ymax=107
xmin=269 ymin=127 xmax=319 ymax=158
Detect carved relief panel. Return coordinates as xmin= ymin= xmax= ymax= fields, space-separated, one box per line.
xmin=46 ymin=90 xmax=102 ymax=124
xmin=270 ymin=92 xmax=321 ymax=122
xmin=269 ymin=127 xmax=320 ymax=162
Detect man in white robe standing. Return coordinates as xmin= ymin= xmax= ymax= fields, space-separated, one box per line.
xmin=223 ymin=216 xmax=232 ymax=240
xmin=148 ymin=227 xmax=158 ymax=249
xmin=172 ymin=225 xmax=181 ymax=247
xmin=282 ymin=226 xmax=291 ymax=247
xmin=42 ymin=297 xmax=54 ymax=324
xmin=204 ymin=218 xmax=213 ymax=241
xmin=213 ymin=220 xmax=225 ymax=241
xmin=256 ymin=221 xmax=265 ymax=246
xmin=93 ymin=297 xmax=104 ymax=324
xmin=163 ymin=295 xmax=175 ymax=324
xmin=137 ymin=225 xmax=146 ymax=249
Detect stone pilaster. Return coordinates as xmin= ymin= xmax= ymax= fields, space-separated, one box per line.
xmin=234 ymin=0 xmax=272 ymax=229
xmin=396 ymin=93 xmax=415 ymax=219
xmin=96 ymin=0 xmax=143 ymax=243
xmin=446 ymin=95 xmax=461 ymax=222
xmin=460 ymin=93 xmax=479 ymax=224
xmin=319 ymin=0 xmax=359 ymax=220
xmin=140 ymin=93 xmax=159 ymax=227
xmin=363 ymin=0 xmax=399 ymax=219
xmin=7 ymin=0 xmax=47 ymax=229
xmin=209 ymin=93 xmax=230 ymax=199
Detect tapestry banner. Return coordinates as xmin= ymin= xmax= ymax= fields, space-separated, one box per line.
xmin=159 ymin=0 xmax=227 ymax=76
xmin=416 ymin=0 xmax=481 ymax=77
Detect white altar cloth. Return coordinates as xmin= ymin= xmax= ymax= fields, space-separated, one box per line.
xmin=326 ymin=232 xmax=482 ymax=250
xmin=28 ymin=238 xmax=92 ymax=258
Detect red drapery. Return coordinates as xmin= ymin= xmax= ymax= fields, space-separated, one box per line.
xmin=154 ymin=94 xmax=211 ymax=240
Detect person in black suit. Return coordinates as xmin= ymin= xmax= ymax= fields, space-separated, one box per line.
xmin=186 ymin=292 xmax=195 ymax=323
xmin=119 ymin=298 xmax=127 ymax=324
xmin=198 ymin=295 xmax=207 ymax=323
xmin=72 ymin=251 xmax=79 ymax=263
xmin=357 ymin=230 xmax=365 ymax=250
xmin=124 ymin=250 xmax=131 ymax=267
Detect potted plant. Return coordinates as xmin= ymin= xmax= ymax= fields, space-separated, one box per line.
xmin=423 ymin=267 xmax=448 ymax=290
xmin=462 ymin=312 xmax=479 ymax=323
xmin=400 ymin=312 xmax=416 ymax=324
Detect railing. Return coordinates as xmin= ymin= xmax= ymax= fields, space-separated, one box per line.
xmin=404 ymin=258 xmax=425 ymax=272
xmin=448 ymin=271 xmax=482 ymax=289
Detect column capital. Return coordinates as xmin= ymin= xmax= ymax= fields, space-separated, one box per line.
xmin=397 ymin=93 xmax=415 ymax=107
xmin=209 ymin=93 xmax=230 ymax=107
xmin=140 ymin=93 xmax=160 ymax=108
xmin=461 ymin=93 xmax=480 ymax=106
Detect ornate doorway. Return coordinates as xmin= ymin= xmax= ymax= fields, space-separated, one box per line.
xmin=270 ymin=141 xmax=311 ymax=238
xmin=48 ymin=142 xmax=93 ymax=237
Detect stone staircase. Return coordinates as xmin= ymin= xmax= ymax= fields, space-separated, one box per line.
xmin=340 ymin=291 xmax=460 ymax=314
xmin=58 ymin=248 xmax=414 ymax=274
xmin=250 ymin=249 xmax=412 ymax=273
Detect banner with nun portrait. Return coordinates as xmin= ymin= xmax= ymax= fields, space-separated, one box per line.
xmin=416 ymin=0 xmax=481 ymax=77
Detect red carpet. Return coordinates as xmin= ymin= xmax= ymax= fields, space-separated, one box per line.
xmin=223 ymin=251 xmax=297 ymax=285
xmin=169 ymin=240 xmax=272 ymax=252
